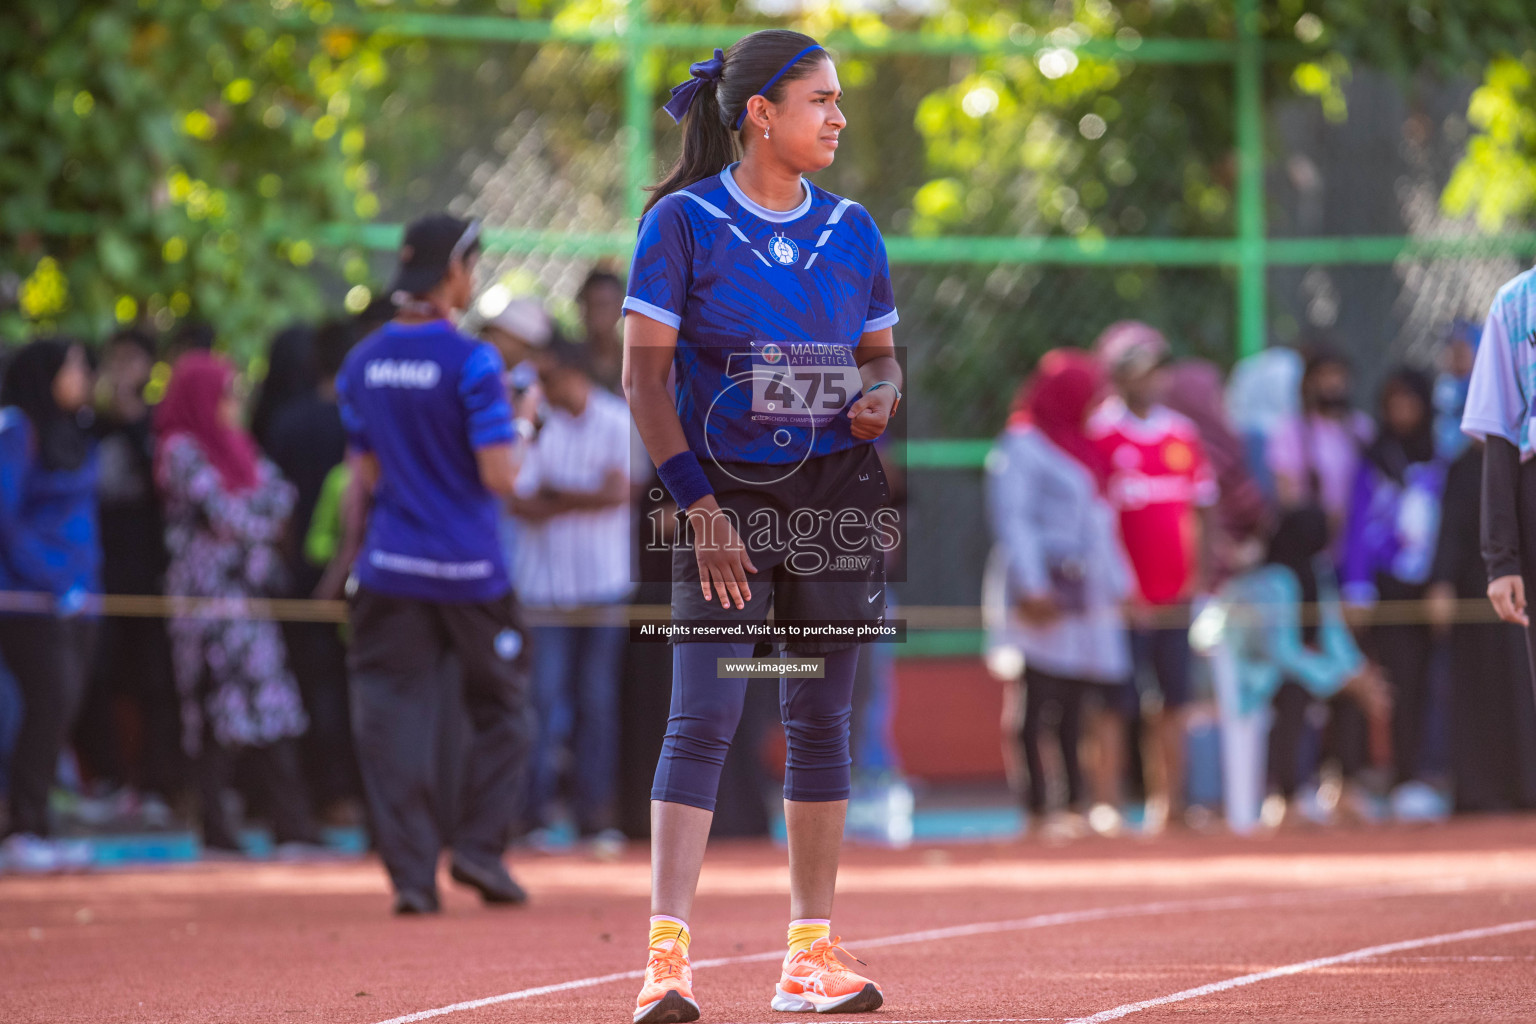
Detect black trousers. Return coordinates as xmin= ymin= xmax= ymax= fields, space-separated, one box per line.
xmin=197 ymin=730 xmax=316 ymax=849
xmin=1019 ymin=666 xmax=1088 ymax=815
xmin=74 ymin=615 xmax=182 ymax=799
xmin=282 ymin=619 xmax=360 ymax=810
xmin=348 ymin=587 xmax=532 ymax=896
xmin=1364 ymin=577 xmax=1435 ymax=786
xmin=1486 ymin=441 xmax=1536 ymax=807
xmin=1267 ymin=681 xmax=1368 ymax=799
xmin=1453 ymin=620 xmax=1536 ymax=811
xmin=0 ymin=615 xmax=95 ymax=837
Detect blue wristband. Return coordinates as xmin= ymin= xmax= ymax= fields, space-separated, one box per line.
xmin=865 ymin=380 xmax=901 ymax=409
xmin=657 ymin=450 xmax=715 ymax=510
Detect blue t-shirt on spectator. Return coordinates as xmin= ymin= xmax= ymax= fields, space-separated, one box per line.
xmin=0 ymin=409 xmax=99 ymax=604
xmin=623 ymin=163 xmax=898 ymax=466
xmin=337 ymin=319 xmax=515 ymax=603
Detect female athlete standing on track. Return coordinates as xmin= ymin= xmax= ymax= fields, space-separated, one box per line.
xmin=622 ymin=29 xmax=902 ymax=1024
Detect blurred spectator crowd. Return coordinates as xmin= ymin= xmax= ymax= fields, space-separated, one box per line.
xmin=0 ymin=267 xmax=709 ymax=873
xmin=986 ymin=318 xmax=1536 ymax=839
xmin=1 ymin=264 xmax=1533 ymax=875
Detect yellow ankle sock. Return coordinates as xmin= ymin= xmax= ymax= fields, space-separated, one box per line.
xmin=650 ymin=915 xmax=690 ymax=957
xmin=787 ymin=918 xmax=830 ymax=955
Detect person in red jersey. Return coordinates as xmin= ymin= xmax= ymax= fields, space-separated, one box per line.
xmin=1089 ymin=321 xmax=1217 ymax=832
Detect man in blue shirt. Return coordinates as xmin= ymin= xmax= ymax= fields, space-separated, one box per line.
xmin=338 ymin=214 xmax=536 ymax=915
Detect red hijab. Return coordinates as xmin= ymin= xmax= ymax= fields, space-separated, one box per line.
xmin=155 ymin=351 xmax=260 ymax=494
xmin=1007 ymin=348 xmax=1111 ymax=491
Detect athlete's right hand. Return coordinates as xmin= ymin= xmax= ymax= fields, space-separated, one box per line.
xmin=1488 ymin=574 xmax=1529 ymax=627
xmin=687 ymin=496 xmax=758 ymax=610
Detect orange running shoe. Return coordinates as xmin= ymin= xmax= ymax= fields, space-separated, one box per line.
xmin=771 ymin=935 xmax=884 ymax=1014
xmin=633 ymin=943 xmax=699 ymax=1024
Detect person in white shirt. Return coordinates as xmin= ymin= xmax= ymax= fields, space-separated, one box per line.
xmin=509 ymin=340 xmax=634 ymax=851
xmin=479 ymin=296 xmax=555 ymax=579
xmin=1266 ymin=345 xmax=1375 ymax=548
xmin=481 ymin=297 xmax=554 ymax=375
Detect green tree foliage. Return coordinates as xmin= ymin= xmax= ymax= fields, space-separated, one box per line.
xmin=1 ymin=0 xmax=394 ymax=351
xmin=881 ymin=2 xmax=1233 ymax=432
xmin=1441 ymin=56 xmax=1536 ymax=230
xmin=889 ymin=0 xmax=1536 ymax=433
xmin=11 ymin=0 xmax=1536 ymax=383
xmin=1278 ymin=0 xmax=1536 ymax=228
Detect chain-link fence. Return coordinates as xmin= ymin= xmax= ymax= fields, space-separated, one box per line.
xmin=335 ymin=8 xmax=1534 ymax=400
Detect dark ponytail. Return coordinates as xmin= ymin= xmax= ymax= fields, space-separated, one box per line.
xmin=646 ymin=81 xmax=735 ymax=216
xmin=644 ymin=30 xmax=827 ymax=215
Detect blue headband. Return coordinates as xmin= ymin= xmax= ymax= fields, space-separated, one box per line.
xmin=732 ymin=44 xmax=826 ymax=130
xmin=662 ymin=49 xmax=725 ymax=124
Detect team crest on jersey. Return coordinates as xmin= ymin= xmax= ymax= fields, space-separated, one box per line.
xmin=768 ymin=234 xmax=800 ymax=266
xmin=760 ymin=343 xmax=784 ymax=365
xmin=1162 ymin=440 xmax=1193 ymax=472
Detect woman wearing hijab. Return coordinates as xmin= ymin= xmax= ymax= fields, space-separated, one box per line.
xmin=1340 ymin=368 xmax=1448 ymax=809
xmin=155 ymin=351 xmax=318 ymax=854
xmin=1224 ymin=347 xmax=1302 ymax=504
xmin=1165 ymin=359 xmax=1273 ymax=581
xmin=0 ymin=339 xmax=99 ymax=871
xmin=985 ymin=349 xmax=1134 ymax=835
xmin=1269 ymin=346 xmax=1376 ymax=552
xmin=250 ymin=325 xmax=317 ymax=455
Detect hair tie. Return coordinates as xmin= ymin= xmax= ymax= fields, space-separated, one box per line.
xmin=662 ymin=49 xmax=725 ymax=124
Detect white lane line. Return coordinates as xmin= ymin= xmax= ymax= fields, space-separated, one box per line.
xmin=712 ymin=1019 xmax=1059 ymax=1023
xmin=1390 ymin=955 xmax=1536 ymax=962
xmin=713 ymin=1019 xmax=1060 ymax=1023
xmin=1066 ymin=919 xmax=1536 ymax=1024
xmin=370 ymin=970 xmax=646 ymax=1024
xmin=368 ymin=881 xmax=1467 ymax=1024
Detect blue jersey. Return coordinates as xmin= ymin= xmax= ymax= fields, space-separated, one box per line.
xmin=337 ymin=320 xmax=515 ymax=603
xmin=0 ymin=410 xmax=99 ymax=600
xmin=623 ymin=164 xmax=898 ymax=466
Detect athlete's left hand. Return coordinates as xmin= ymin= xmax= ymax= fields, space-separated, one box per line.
xmin=848 ymin=386 xmax=897 ymax=440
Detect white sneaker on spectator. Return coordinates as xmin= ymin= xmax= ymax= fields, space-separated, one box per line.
xmin=1139 ymin=796 xmax=1170 ymax=836
xmin=2 ymin=833 xmax=64 ymax=874
xmin=1037 ymin=810 xmax=1091 ymax=842
xmin=585 ymin=828 xmax=627 ymax=861
xmin=1390 ymin=781 xmax=1450 ymax=823
xmin=140 ymin=794 xmax=176 ymax=831
xmin=273 ymin=841 xmax=348 ymax=863
xmin=1337 ymin=783 xmax=1389 ymax=825
xmin=522 ymin=826 xmax=570 ymax=855
xmin=57 ymin=838 xmax=95 ymax=872
xmin=1086 ymin=802 xmax=1124 ymax=837
xmin=1290 ymin=787 xmax=1335 ymax=828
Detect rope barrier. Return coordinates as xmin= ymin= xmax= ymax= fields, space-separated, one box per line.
xmin=0 ymin=591 xmax=1516 ymax=629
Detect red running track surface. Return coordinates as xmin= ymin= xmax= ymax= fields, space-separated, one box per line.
xmin=3 ymin=817 xmax=1536 ymax=1023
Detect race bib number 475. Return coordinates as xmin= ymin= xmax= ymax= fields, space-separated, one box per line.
xmin=750 ymin=342 xmax=864 ymax=426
